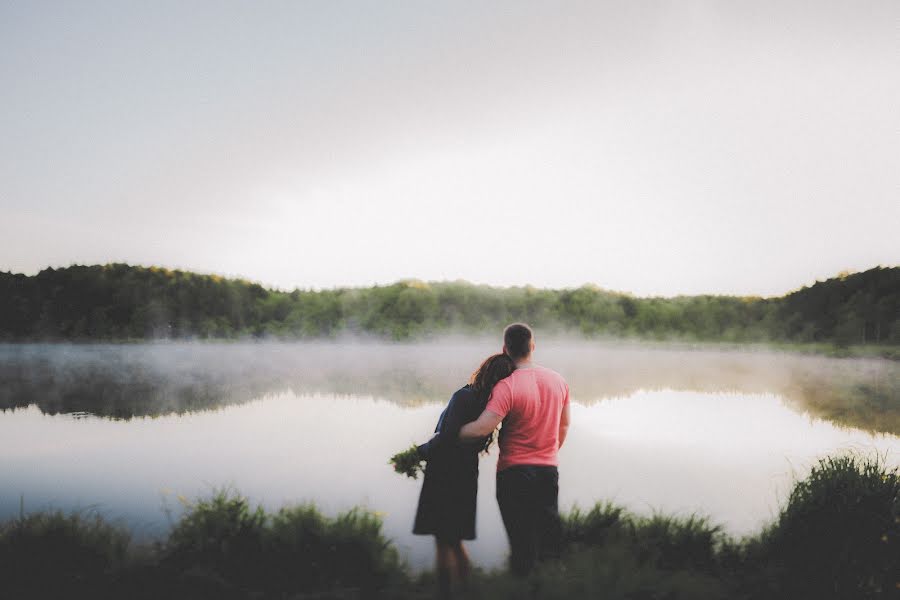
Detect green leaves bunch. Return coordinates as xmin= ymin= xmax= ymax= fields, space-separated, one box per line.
xmin=389 ymin=445 xmax=425 ymax=479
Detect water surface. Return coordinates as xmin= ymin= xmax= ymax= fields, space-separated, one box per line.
xmin=1 ymin=341 xmax=897 ymax=569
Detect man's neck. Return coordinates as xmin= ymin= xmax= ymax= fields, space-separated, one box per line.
xmin=515 ymin=357 xmax=534 ymax=369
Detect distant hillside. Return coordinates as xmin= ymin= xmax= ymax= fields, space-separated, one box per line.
xmin=0 ymin=264 xmax=897 ymax=345
xmin=777 ymin=267 xmax=899 ymax=345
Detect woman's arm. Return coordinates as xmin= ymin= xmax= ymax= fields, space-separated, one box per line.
xmin=417 ymin=390 xmax=468 ymax=459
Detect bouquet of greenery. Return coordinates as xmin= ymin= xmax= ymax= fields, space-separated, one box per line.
xmin=389 ymin=444 xmax=425 ymax=479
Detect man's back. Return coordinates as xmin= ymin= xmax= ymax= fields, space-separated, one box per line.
xmin=485 ymin=365 xmax=569 ymax=471
xmin=456 ymin=323 xmax=570 ymax=575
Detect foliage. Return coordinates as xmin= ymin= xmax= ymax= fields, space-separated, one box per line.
xmin=0 ymin=264 xmax=897 ymax=346
xmin=389 ymin=444 xmax=425 ymax=479
xmin=750 ymin=454 xmax=899 ymax=599
xmin=266 ymin=504 xmax=403 ymax=594
xmin=162 ymin=488 xmax=267 ymax=588
xmin=778 ymin=268 xmax=900 ymax=346
xmin=463 ymin=545 xmax=731 ymax=600
xmin=562 ymin=501 xmax=627 ymax=546
xmin=0 ymin=454 xmax=896 ymax=598
xmin=159 ymin=489 xmax=403 ymax=597
xmin=562 ymin=502 xmax=724 ymax=574
xmin=0 ymin=509 xmax=131 ymax=599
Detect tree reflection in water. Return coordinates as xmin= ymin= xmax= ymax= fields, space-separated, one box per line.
xmin=0 ymin=341 xmax=897 ymax=435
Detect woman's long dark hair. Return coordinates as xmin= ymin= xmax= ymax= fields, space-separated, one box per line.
xmin=469 ymin=353 xmax=515 ymax=453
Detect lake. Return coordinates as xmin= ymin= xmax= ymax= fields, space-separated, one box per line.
xmin=0 ymin=340 xmax=897 ymax=570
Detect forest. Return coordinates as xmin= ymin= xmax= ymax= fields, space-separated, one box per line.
xmin=0 ymin=264 xmax=896 ymax=346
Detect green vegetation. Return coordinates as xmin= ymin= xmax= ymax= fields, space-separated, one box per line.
xmin=1 ymin=454 xmax=896 ymax=599
xmin=0 ymin=509 xmax=131 ymax=599
xmin=160 ymin=490 xmax=404 ymax=598
xmin=390 ymin=445 xmax=426 ymax=479
xmin=1 ymin=264 xmax=897 ymax=348
xmin=747 ymin=455 xmax=899 ymax=599
xmin=2 ymin=491 xmax=403 ymax=600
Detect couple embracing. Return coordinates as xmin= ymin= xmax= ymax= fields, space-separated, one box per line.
xmin=413 ymin=323 xmax=571 ymax=595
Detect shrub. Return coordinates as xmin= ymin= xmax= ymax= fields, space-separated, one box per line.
xmin=467 ymin=544 xmax=730 ymax=600
xmin=160 ymin=490 xmax=405 ymax=597
xmin=563 ymin=501 xmax=722 ymax=573
xmin=629 ymin=513 xmax=722 ymax=573
xmin=0 ymin=454 xmax=895 ymax=599
xmin=162 ymin=488 xmax=266 ymax=587
xmin=758 ymin=454 xmax=899 ymax=599
xmin=266 ymin=504 xmax=404 ymax=594
xmin=0 ymin=509 xmax=130 ymax=599
xmin=562 ymin=501 xmax=627 ymax=547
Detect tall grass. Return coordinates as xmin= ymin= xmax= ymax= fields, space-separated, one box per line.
xmin=159 ymin=489 xmax=267 ymax=595
xmin=0 ymin=509 xmax=131 ymax=599
xmin=467 ymin=454 xmax=897 ymax=600
xmin=0 ymin=453 xmax=896 ymax=599
xmin=159 ymin=489 xmax=404 ymax=598
xmin=750 ymin=454 xmax=899 ymax=599
xmin=464 ymin=545 xmax=731 ymax=600
xmin=562 ymin=502 xmax=723 ymax=573
xmin=264 ymin=504 xmax=404 ymax=594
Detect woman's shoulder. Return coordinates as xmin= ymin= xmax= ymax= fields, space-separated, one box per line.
xmin=449 ymin=384 xmax=476 ymax=403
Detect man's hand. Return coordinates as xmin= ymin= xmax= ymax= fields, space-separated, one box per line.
xmin=459 ymin=409 xmax=503 ymax=441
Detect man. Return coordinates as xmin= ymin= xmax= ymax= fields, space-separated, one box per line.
xmin=459 ymin=323 xmax=570 ymax=576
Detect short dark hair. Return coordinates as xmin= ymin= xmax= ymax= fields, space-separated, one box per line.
xmin=504 ymin=323 xmax=533 ymax=360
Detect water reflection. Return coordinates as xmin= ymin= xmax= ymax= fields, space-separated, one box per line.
xmin=1 ymin=342 xmax=897 ymax=434
xmin=0 ymin=389 xmax=896 ymax=571
xmin=1 ymin=341 xmax=897 ymax=570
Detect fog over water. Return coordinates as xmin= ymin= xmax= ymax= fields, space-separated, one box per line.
xmin=0 ymin=340 xmax=897 ymax=569
xmin=2 ymin=340 xmax=896 ymax=433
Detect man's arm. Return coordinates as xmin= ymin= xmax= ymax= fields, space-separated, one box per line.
xmin=459 ymin=409 xmax=503 ymax=441
xmin=558 ymin=402 xmax=570 ymax=449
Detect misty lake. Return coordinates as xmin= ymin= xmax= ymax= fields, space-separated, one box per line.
xmin=1 ymin=341 xmax=898 ymax=570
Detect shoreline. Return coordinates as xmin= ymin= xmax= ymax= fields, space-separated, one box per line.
xmin=2 ymin=454 xmax=896 ymax=599
xmin=1 ymin=337 xmax=897 ymax=361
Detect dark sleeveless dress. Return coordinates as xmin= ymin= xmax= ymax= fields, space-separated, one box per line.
xmin=412 ymin=385 xmax=485 ymax=541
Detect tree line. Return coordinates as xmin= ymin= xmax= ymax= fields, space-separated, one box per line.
xmin=0 ymin=263 xmax=896 ymax=345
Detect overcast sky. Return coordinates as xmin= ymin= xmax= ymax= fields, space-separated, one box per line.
xmin=1 ymin=1 xmax=898 ymax=297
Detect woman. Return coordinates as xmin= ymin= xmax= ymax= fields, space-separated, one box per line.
xmin=413 ymin=353 xmax=516 ymax=598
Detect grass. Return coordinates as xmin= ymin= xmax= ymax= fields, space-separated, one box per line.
xmin=562 ymin=502 xmax=723 ymax=573
xmin=156 ymin=489 xmax=404 ymax=598
xmin=0 ymin=454 xmax=896 ymax=599
xmin=745 ymin=454 xmax=899 ymax=599
xmin=0 ymin=509 xmax=131 ymax=599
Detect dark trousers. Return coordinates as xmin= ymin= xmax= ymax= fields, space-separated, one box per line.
xmin=496 ymin=465 xmax=562 ymax=576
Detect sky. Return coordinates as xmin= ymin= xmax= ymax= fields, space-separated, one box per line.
xmin=1 ymin=1 xmax=898 ymax=297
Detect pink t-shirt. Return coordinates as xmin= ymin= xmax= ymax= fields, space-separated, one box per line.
xmin=485 ymin=365 xmax=570 ymax=472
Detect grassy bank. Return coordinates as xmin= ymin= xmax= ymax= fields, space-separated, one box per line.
xmin=1 ymin=454 xmax=897 ymax=599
